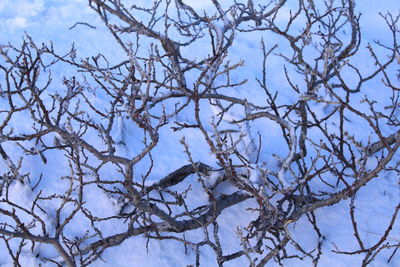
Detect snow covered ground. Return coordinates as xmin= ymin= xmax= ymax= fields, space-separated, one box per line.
xmin=0 ymin=0 xmax=400 ymax=266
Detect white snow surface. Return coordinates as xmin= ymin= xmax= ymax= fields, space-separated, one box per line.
xmin=0 ymin=0 xmax=399 ymax=266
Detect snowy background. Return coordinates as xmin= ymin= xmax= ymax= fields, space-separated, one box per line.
xmin=0 ymin=0 xmax=400 ymax=266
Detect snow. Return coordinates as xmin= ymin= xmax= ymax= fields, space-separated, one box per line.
xmin=0 ymin=0 xmax=400 ymax=266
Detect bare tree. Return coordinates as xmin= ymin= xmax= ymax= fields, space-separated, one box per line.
xmin=0 ymin=0 xmax=399 ymax=266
